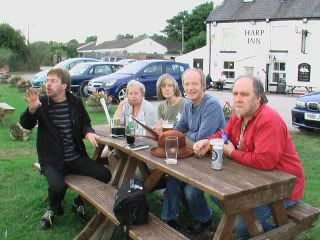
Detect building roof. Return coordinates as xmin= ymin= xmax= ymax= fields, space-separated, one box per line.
xmin=153 ymin=40 xmax=182 ymax=51
xmin=93 ymin=38 xmax=144 ymax=50
xmin=207 ymin=0 xmax=320 ymax=23
xmin=77 ymin=41 xmax=97 ymax=51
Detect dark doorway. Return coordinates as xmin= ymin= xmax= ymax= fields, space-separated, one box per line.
xmin=193 ymin=59 xmax=203 ymax=70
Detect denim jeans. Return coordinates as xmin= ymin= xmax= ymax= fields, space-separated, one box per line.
xmin=161 ymin=175 xmax=212 ymax=223
xmin=211 ymin=196 xmax=297 ymax=239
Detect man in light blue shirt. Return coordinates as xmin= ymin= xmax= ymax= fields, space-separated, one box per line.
xmin=161 ymin=68 xmax=225 ymax=234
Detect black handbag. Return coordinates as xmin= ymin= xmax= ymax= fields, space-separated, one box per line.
xmin=111 ymin=179 xmax=149 ymax=239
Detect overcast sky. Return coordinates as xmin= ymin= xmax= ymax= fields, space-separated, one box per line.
xmin=1 ymin=0 xmax=211 ymax=43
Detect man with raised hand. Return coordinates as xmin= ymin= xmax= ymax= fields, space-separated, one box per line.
xmin=20 ymin=68 xmax=111 ymax=230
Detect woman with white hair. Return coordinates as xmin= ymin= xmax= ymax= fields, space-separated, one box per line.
xmin=114 ymin=79 xmax=157 ymax=128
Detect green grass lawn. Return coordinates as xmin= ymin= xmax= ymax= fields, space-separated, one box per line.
xmin=0 ymin=84 xmax=319 ymax=239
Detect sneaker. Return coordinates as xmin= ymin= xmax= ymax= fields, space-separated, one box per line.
xmin=72 ymin=200 xmax=89 ymax=223
xmin=187 ymin=218 xmax=212 ymax=234
xmin=40 ymin=210 xmax=55 ymax=230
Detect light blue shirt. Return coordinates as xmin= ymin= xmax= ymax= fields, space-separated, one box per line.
xmin=175 ymin=94 xmax=225 ymax=141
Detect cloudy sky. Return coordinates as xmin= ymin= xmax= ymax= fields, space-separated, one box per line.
xmin=1 ymin=0 xmax=211 ymax=43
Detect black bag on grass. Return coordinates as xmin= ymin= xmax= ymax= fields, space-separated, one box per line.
xmin=111 ymin=179 xmax=149 ymax=239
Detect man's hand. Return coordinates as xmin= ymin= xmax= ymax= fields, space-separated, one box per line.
xmin=85 ymin=132 xmax=98 ymax=148
xmin=24 ymin=88 xmax=41 ymax=114
xmin=223 ymin=141 xmax=235 ymax=158
xmin=193 ymin=139 xmax=210 ymax=157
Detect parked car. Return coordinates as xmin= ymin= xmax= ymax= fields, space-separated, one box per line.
xmin=291 ymin=91 xmax=320 ymax=130
xmin=31 ymin=57 xmax=100 ymax=88
xmin=87 ymin=60 xmax=189 ymax=102
xmin=70 ymin=62 xmax=123 ymax=97
xmin=102 ymin=56 xmax=123 ymax=62
xmin=117 ymin=59 xmax=137 ymax=65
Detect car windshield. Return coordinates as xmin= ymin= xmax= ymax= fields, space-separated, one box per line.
xmin=116 ymin=61 xmax=149 ymax=75
xmin=69 ymin=63 xmax=89 ymax=75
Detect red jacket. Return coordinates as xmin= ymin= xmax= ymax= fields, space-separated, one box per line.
xmin=209 ymin=104 xmax=304 ymax=200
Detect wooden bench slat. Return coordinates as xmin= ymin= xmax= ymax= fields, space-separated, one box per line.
xmin=33 ymin=163 xmax=189 ymax=240
xmin=287 ymin=202 xmax=320 ymax=224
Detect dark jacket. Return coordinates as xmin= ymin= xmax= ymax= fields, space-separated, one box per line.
xmin=20 ymin=93 xmax=94 ymax=171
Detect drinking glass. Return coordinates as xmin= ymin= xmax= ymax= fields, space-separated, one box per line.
xmin=165 ymin=136 xmax=178 ymax=164
xmin=162 ymin=120 xmax=174 ymax=132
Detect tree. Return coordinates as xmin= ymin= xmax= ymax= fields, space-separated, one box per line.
xmin=184 ymin=31 xmax=206 ymax=53
xmin=184 ymin=2 xmax=213 ymax=41
xmin=161 ymin=11 xmax=189 ymax=41
xmin=116 ymin=33 xmax=134 ymax=40
xmin=161 ymin=2 xmax=213 ymax=53
xmin=49 ymin=41 xmax=67 ymax=63
xmin=26 ymin=41 xmax=51 ymax=71
xmin=150 ymin=34 xmax=169 ymax=41
xmin=66 ymin=39 xmax=79 ymax=58
xmin=0 ymin=23 xmax=28 ymax=70
xmin=85 ymin=36 xmax=97 ymax=43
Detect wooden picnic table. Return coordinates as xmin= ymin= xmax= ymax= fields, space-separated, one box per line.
xmin=92 ymin=125 xmax=300 ymax=240
xmin=0 ymin=102 xmax=15 ymax=126
xmin=286 ymin=85 xmax=316 ymax=95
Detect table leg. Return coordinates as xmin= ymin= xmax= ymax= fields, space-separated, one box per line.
xmin=213 ymin=213 xmax=237 ymax=240
xmin=144 ymin=169 xmax=165 ymax=193
xmin=270 ymin=200 xmax=288 ymax=226
xmin=92 ymin=144 xmax=105 ymax=162
xmin=118 ymin=156 xmax=138 ymax=188
xmin=240 ymin=209 xmax=264 ymax=236
xmin=74 ymin=212 xmax=105 ymax=240
xmin=110 ymin=157 xmax=126 ymax=187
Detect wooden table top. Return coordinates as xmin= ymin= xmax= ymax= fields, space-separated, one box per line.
xmin=94 ymin=124 xmax=296 ymax=214
xmin=0 ymin=103 xmax=15 ymax=112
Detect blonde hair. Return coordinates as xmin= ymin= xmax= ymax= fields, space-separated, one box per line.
xmin=127 ymin=80 xmax=145 ymax=96
xmin=156 ymin=74 xmax=181 ymax=100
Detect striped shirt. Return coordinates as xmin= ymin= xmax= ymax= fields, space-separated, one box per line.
xmin=48 ymin=101 xmax=80 ymax=161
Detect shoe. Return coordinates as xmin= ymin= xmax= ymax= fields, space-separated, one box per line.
xmin=72 ymin=200 xmax=89 ymax=223
xmin=187 ymin=218 xmax=212 ymax=234
xmin=163 ymin=219 xmax=178 ymax=229
xmin=40 ymin=209 xmax=55 ymax=230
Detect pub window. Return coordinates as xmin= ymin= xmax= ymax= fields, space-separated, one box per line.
xmin=223 ymin=61 xmax=235 ymax=79
xmin=272 ymin=62 xmax=286 ymax=83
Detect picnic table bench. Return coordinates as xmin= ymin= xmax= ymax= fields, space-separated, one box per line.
xmin=31 ymin=124 xmax=320 ymax=240
xmin=286 ymin=85 xmax=316 ymax=95
xmin=0 ymin=102 xmax=15 ymax=126
xmin=33 ymin=162 xmax=188 ymax=240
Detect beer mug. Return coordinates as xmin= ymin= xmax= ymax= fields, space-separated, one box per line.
xmin=110 ymin=117 xmax=125 ymax=138
xmin=162 ymin=120 xmax=174 ymax=132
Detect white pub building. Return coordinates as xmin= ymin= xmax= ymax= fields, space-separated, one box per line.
xmin=178 ymin=0 xmax=320 ymax=92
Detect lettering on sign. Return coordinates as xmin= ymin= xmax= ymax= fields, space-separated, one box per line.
xmin=297 ymin=63 xmax=311 ymax=82
xmin=244 ymin=29 xmax=265 ymax=45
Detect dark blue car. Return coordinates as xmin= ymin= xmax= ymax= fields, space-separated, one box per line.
xmin=69 ymin=62 xmax=123 ymax=96
xmin=291 ymin=91 xmax=320 ymax=130
xmin=87 ymin=60 xmax=189 ymax=101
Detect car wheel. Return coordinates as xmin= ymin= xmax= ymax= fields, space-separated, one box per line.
xmin=78 ymin=81 xmax=89 ymax=97
xmin=117 ymin=86 xmax=127 ymax=102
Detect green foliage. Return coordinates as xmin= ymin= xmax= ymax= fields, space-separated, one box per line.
xmin=0 ymin=47 xmax=14 ymax=67
xmin=162 ymin=11 xmax=189 ymax=41
xmin=0 ymin=23 xmax=28 ymax=70
xmin=25 ymin=41 xmax=52 ymax=71
xmin=85 ymin=35 xmax=97 ymax=43
xmin=49 ymin=41 xmax=67 ymax=63
xmin=116 ymin=33 xmax=134 ymax=40
xmin=66 ymin=39 xmax=79 ymax=58
xmin=150 ymin=33 xmax=169 ymax=42
xmin=162 ymin=2 xmax=213 ymax=53
xmin=184 ymin=31 xmax=206 ymax=53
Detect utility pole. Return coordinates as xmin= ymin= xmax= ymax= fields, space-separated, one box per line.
xmin=181 ymin=21 xmax=184 ymax=53
xmin=27 ymin=24 xmax=30 ymax=45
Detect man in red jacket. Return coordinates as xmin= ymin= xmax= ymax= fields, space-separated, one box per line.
xmin=193 ymin=75 xmax=305 ymax=239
